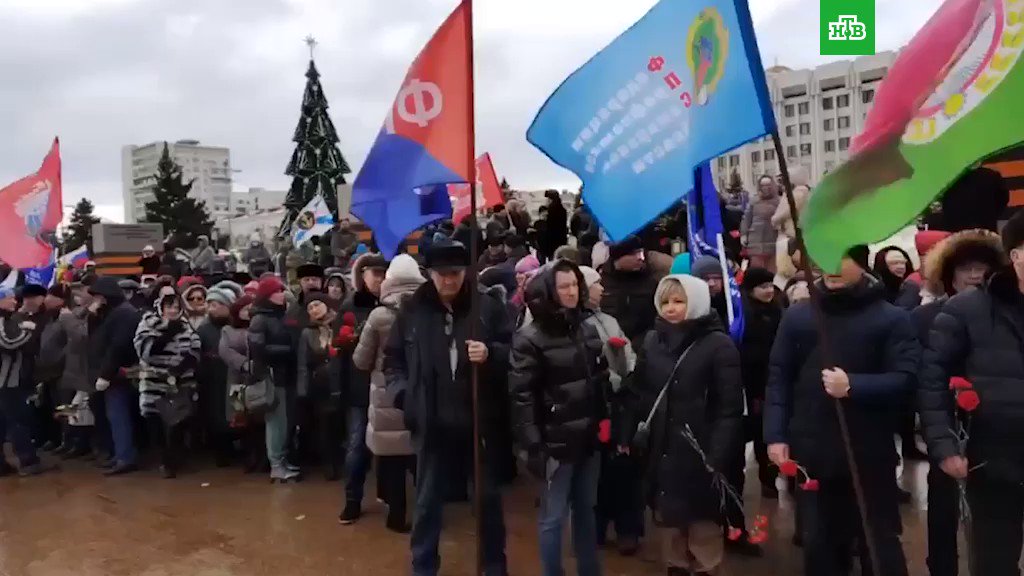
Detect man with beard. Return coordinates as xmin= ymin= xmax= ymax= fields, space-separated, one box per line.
xmin=765 ymin=246 xmax=917 ymax=575
xmin=198 ymin=282 xmax=242 ymax=466
xmin=385 ymin=239 xmax=512 ymax=576
xmin=88 ymin=277 xmax=143 ymax=476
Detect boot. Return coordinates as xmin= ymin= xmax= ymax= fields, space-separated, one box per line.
xmin=338 ymin=501 xmax=362 ymax=525
xmin=18 ymin=461 xmax=57 ymax=477
xmin=62 ymin=446 xmax=92 ymax=460
xmin=103 ymin=461 xmax=139 ymax=476
xmin=39 ymin=441 xmax=60 ymax=452
xmin=270 ymin=466 xmax=300 ymax=484
xmin=385 ymin=504 xmax=410 ymax=534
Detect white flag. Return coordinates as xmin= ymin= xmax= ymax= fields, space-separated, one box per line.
xmin=291 ymin=194 xmax=335 ymax=248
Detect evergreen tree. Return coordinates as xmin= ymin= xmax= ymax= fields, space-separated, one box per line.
xmin=728 ymin=168 xmax=744 ymax=195
xmin=281 ymin=58 xmax=351 ymax=234
xmin=144 ymin=142 xmax=213 ymax=245
xmin=63 ymin=197 xmax=100 ymax=254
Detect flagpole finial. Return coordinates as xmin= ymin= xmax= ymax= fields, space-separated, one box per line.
xmin=304 ymin=35 xmax=318 ymax=60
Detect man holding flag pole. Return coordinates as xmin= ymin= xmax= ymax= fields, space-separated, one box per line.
xmin=352 ymin=2 xmax=511 ymax=575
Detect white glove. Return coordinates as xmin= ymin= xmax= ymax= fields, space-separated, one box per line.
xmin=18 ymin=321 xmax=36 ymax=331
xmin=95 ymin=378 xmax=111 ymax=392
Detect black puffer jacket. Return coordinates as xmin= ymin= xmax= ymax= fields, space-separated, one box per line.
xmin=510 ymin=263 xmax=610 ymax=465
xmin=741 ymin=297 xmax=782 ymax=409
xmin=599 ymin=266 xmax=660 ymax=349
xmin=89 ymin=280 xmax=142 ymax=387
xmin=765 ymin=276 xmax=919 ymax=478
xmin=623 ymin=314 xmax=743 ymax=527
xmin=248 ymin=301 xmax=294 ymax=388
xmin=920 ymin=270 xmax=1024 ymax=482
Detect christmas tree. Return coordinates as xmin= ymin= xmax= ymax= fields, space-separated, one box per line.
xmin=281 ymin=40 xmax=351 ymax=234
xmin=144 ymin=142 xmax=213 ymax=248
xmin=63 ymin=198 xmax=101 ymax=254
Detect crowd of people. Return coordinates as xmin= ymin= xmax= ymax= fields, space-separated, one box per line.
xmin=2 ymin=172 xmax=1022 ymax=576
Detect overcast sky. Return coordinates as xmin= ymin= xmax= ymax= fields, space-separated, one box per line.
xmin=0 ymin=0 xmax=942 ymax=222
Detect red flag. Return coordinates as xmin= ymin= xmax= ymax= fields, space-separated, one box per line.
xmin=0 ymin=138 xmax=62 ymax=269
xmin=450 ymin=153 xmax=504 ymax=223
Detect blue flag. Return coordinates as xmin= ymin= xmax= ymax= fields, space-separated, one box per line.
xmin=528 ymin=0 xmax=774 ymax=242
xmin=687 ymin=163 xmax=744 ymax=343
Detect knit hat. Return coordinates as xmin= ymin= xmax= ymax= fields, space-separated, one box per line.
xmin=207 ymin=285 xmax=238 ymax=307
xmin=554 ymin=245 xmax=580 ymax=264
xmin=654 ymin=274 xmax=711 ymax=320
xmin=578 ymin=266 xmax=601 ymax=289
xmin=212 ymin=281 xmax=243 ymax=300
xmin=915 ymin=230 xmax=952 ymax=257
xmin=384 ymin=254 xmax=424 ymax=282
xmin=255 ymin=276 xmax=285 ymax=302
xmin=244 ymin=281 xmax=259 ymax=295
xmin=741 ymin=267 xmax=775 ymax=291
xmin=691 ymin=255 xmax=722 ymax=280
xmin=514 ymin=254 xmax=541 ymax=274
xmin=230 ymin=295 xmax=254 ymax=326
xmin=176 ymin=275 xmax=204 ymax=290
xmin=608 ymin=236 xmax=644 ymax=262
xmin=304 ymin=291 xmax=331 ymax=308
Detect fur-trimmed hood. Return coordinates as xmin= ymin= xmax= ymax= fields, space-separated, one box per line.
xmin=352 ymin=252 xmax=387 ymax=293
xmin=923 ymin=229 xmax=1007 ymax=296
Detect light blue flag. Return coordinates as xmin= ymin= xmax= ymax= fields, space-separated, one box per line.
xmin=291 ymin=194 xmax=335 ymax=248
xmin=528 ymin=0 xmax=775 ymax=242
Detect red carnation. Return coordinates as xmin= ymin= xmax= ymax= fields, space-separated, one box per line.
xmin=597 ymin=419 xmax=611 ymax=443
xmin=800 ymin=479 xmax=820 ymax=492
xmin=779 ymin=460 xmax=799 ymax=477
xmin=957 ymin=390 xmax=981 ymax=412
xmin=727 ymin=527 xmax=743 ymax=541
xmin=754 ymin=514 xmax=769 ymax=529
xmin=328 ymin=346 xmax=338 ymax=359
xmin=748 ymin=530 xmax=768 ymax=545
xmin=949 ymin=377 xmax=973 ymax=391
xmin=339 ymin=325 xmax=355 ymax=337
xmin=607 ymin=337 xmax=628 ymax=349
xmin=342 ymin=311 xmax=357 ymax=326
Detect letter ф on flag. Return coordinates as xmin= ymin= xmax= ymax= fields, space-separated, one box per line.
xmin=450 ymin=153 xmax=504 ymax=224
xmin=291 ymin=194 xmax=335 ymax=248
xmin=0 ymin=138 xmax=62 ymax=270
xmin=803 ymin=0 xmax=1024 ymax=272
xmin=351 ymin=2 xmax=472 ymax=258
xmin=527 ymin=0 xmax=775 ymax=243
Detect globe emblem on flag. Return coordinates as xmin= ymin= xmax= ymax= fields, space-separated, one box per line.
xmin=686 ymin=7 xmax=729 ymax=106
xmin=296 ymin=210 xmax=317 ymax=231
xmin=14 ymin=180 xmax=52 ymax=237
xmin=904 ymin=0 xmax=1022 ymax=146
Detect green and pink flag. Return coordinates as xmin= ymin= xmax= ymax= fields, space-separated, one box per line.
xmin=803 ymin=0 xmax=1024 ymax=271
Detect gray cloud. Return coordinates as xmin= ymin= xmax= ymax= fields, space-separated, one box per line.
xmin=0 ymin=0 xmax=942 ymax=221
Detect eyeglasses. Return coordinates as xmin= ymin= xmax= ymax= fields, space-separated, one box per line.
xmin=187 ymin=296 xmax=205 ymax=303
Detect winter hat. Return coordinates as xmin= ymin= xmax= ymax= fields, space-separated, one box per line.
xmin=255 ymin=276 xmax=285 ymax=302
xmin=916 ymin=230 xmax=952 ymax=257
xmin=304 ymin=291 xmax=331 ymax=308
xmin=243 ymin=281 xmax=259 ymax=295
xmin=691 ymin=255 xmax=722 ymax=280
xmin=578 ymin=266 xmax=601 ymax=289
xmin=479 ymin=263 xmax=517 ymax=298
xmin=847 ymin=245 xmax=871 ymax=271
xmin=230 ymin=295 xmax=254 ymax=326
xmin=360 ymin=254 xmax=389 ymax=273
xmin=47 ymin=284 xmax=69 ymax=300
xmin=741 ymin=267 xmax=775 ymax=291
xmin=18 ymin=284 xmax=47 ymax=299
xmin=384 ymin=254 xmax=424 ymax=283
xmin=207 ymin=286 xmax=238 ymax=307
xmin=925 ymin=229 xmax=1008 ymax=296
xmin=118 ymin=279 xmax=140 ymax=291
xmin=608 ymin=236 xmax=644 ymax=262
xmin=212 ymin=281 xmax=244 ymax=300
xmin=425 ymin=239 xmax=470 ymax=270
xmin=554 ymin=245 xmax=580 ymax=264
xmin=296 ymin=263 xmax=324 ymax=280
xmin=324 ymin=267 xmax=346 ymax=281
xmin=654 ymin=274 xmax=711 ymax=320
xmin=176 ymin=275 xmax=204 ymax=290
xmin=514 ymin=254 xmax=540 ymax=275
xmin=670 ymin=253 xmax=692 ymax=275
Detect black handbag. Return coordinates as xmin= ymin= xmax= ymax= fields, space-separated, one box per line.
xmin=156 ymin=380 xmax=195 ymax=428
xmin=631 ymin=342 xmax=696 ymax=454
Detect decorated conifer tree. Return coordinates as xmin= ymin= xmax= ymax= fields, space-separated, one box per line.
xmin=280 ymin=39 xmax=351 ymax=235
xmin=63 ymin=197 xmax=101 ymax=254
xmin=144 ymin=142 xmax=213 ymax=248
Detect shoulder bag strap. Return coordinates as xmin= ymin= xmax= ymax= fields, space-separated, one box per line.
xmin=641 ymin=340 xmax=698 ymax=430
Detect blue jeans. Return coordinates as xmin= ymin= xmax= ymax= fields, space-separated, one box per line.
xmin=265 ymin=387 xmax=290 ymax=468
xmin=344 ymin=406 xmax=371 ymax=504
xmin=104 ymin=384 xmax=137 ymax=465
xmin=412 ymin=429 xmax=506 ymax=576
xmin=0 ymin=387 xmax=39 ymax=467
xmin=539 ymin=452 xmax=602 ymax=576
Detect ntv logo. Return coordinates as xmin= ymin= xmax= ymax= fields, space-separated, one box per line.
xmin=827 ymin=15 xmax=867 ymax=41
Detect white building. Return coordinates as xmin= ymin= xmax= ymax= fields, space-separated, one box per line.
xmin=121 ymin=140 xmax=234 ymax=224
xmin=213 ymin=208 xmax=287 ymax=250
xmin=713 ymin=51 xmax=897 ymax=192
xmin=231 ymin=187 xmax=287 ymax=216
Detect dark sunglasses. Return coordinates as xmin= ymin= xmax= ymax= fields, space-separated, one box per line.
xmin=187 ymin=295 xmax=206 ymax=303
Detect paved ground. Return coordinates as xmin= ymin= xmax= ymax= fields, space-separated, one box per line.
xmin=0 ymin=452 xmax=939 ymax=576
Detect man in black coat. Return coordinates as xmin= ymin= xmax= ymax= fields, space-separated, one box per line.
xmin=919 ymin=212 xmax=1024 ymax=576
xmin=765 ymin=247 xmax=918 ymax=576
xmin=384 ymin=239 xmax=512 ymax=576
xmin=913 ymin=229 xmax=1005 ymax=576
xmin=88 ymin=277 xmax=143 ymax=476
xmin=0 ymin=286 xmax=44 ymax=476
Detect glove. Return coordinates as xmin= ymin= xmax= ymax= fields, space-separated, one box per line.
xmin=95 ymin=378 xmax=111 ymax=392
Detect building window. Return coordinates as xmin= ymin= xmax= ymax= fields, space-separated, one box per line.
xmin=800 ymin=143 xmax=812 ymax=157
xmin=798 ymin=102 xmax=809 ymax=115
xmin=825 ymin=140 xmax=836 ymax=152
xmin=729 ymin=154 xmax=739 ymax=167
xmin=785 ymin=125 xmax=795 ymax=137
xmin=839 ymin=137 xmax=851 ymax=151
xmin=824 ymin=118 xmax=834 ymax=131
xmin=837 ymin=94 xmax=850 ymax=108
xmin=825 ymin=160 xmax=836 ymax=172
xmin=717 ymin=157 xmax=726 ymax=169
xmin=786 ymin=145 xmax=797 ymax=158
xmin=752 ymin=151 xmax=762 ymax=163
xmin=784 ymin=104 xmax=795 ymax=118
xmin=862 ymin=89 xmax=875 ymax=104
xmin=765 ymin=149 xmax=776 ymax=161
xmin=838 ymin=116 xmax=851 ymax=129
xmin=822 ymin=97 xmax=834 ymax=110
xmin=799 ymin=122 xmax=811 ymax=135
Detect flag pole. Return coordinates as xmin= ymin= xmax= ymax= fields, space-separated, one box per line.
xmin=463 ymin=1 xmax=484 ymax=574
xmin=770 ymin=131 xmax=882 ymax=576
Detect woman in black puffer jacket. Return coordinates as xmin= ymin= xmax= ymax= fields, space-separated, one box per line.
xmin=510 ymin=259 xmax=610 ymax=576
